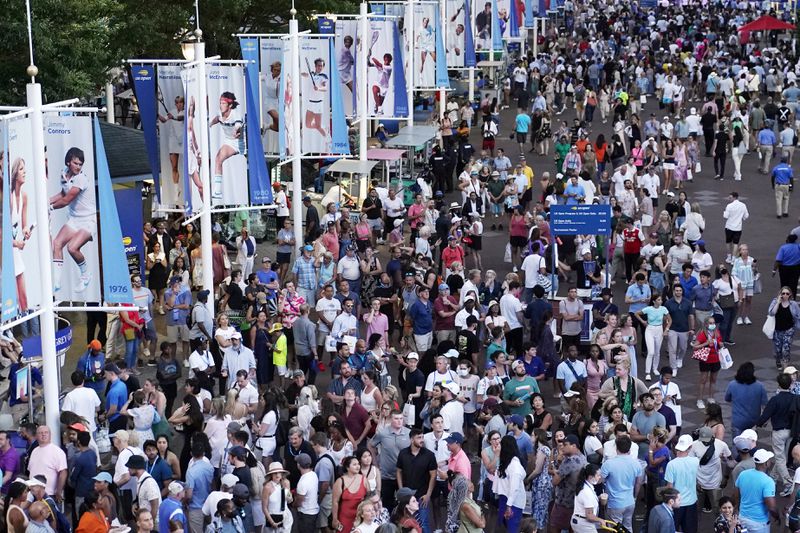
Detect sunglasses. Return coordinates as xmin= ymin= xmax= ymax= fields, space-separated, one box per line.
xmin=782 ymin=292 xmax=792 ymax=296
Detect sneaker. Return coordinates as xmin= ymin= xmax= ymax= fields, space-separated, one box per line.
xmin=725 ymin=254 xmax=733 ymax=263
xmin=512 ymin=266 xmax=518 ymax=273
xmin=781 ymin=486 xmax=794 ymax=497
xmin=672 ymin=367 xmax=678 ymax=377
xmin=697 ymin=399 xmax=706 ymax=409
xmin=707 ymin=397 xmax=716 ymax=404
xmin=702 ymin=507 xmax=713 ymax=514
xmin=645 ymin=373 xmax=652 ymax=381
xmin=736 ymin=317 xmax=743 ymax=325
xmin=137 ymin=358 xmax=144 ymax=367
xmin=183 ymin=359 xmax=190 ymax=368
xmin=75 ymin=272 xmax=93 ymax=292
xmin=146 ymin=359 xmax=157 ymax=367
xmin=677 ymin=359 xmax=683 ymax=369
xmin=745 ymin=317 xmax=753 ymax=325
xmin=498 ymin=224 xmax=503 ymax=230
xmin=726 ymin=341 xmax=736 ymax=346
xmin=653 ymin=369 xmax=660 ymax=376
xmin=491 ymin=224 xmax=497 ymax=231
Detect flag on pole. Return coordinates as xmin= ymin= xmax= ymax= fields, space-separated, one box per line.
xmin=244 ymin=68 xmax=274 ymax=203
xmin=130 ymin=64 xmax=161 ymax=203
xmin=508 ymin=0 xmax=520 ymax=37
xmin=434 ymin=8 xmax=450 ymax=88
xmin=392 ymin=21 xmax=409 ymax=117
xmin=464 ymin=0 xmax=477 ymax=67
xmin=329 ymin=39 xmax=351 ymax=155
xmin=491 ymin=0 xmax=503 ymax=51
xmin=94 ymin=116 xmax=133 ymax=304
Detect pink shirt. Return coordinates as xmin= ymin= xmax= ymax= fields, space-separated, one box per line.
xmin=29 ymin=443 xmax=67 ymax=496
xmin=408 ymin=204 xmax=425 ymax=229
xmin=447 ymin=448 xmax=471 ymax=481
xmin=365 ymin=311 xmax=389 ymax=342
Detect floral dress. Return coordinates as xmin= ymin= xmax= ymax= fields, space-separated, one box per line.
xmin=530 ymin=445 xmax=553 ymax=529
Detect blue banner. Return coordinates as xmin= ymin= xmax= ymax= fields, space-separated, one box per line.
xmin=551 ymin=205 xmax=612 ymax=236
xmin=538 ymin=0 xmax=547 ymax=16
xmin=22 ymin=325 xmax=73 ymax=359
xmin=434 ymin=9 xmax=450 ymax=88
xmin=1 ymin=128 xmax=17 ymax=322
xmin=392 ymin=21 xmax=409 ymax=117
xmin=464 ymin=0 xmax=477 ymax=67
xmin=244 ymin=68 xmax=274 ymax=203
xmin=491 ymin=0 xmax=503 ymax=50
xmin=329 ymin=39 xmax=351 ymax=155
xmin=318 ymin=17 xmax=335 ymax=34
xmin=181 ymin=87 xmax=193 ymax=214
xmin=239 ymin=37 xmax=261 ymax=126
xmin=114 ymin=185 xmax=145 ymax=278
xmin=525 ymin=0 xmax=535 ymax=26
xmin=369 ymin=2 xmax=386 ymax=14
xmin=94 ymin=116 xmax=134 ymax=304
xmin=508 ymin=0 xmax=520 ymax=37
xmin=131 ymin=64 xmax=161 ymax=203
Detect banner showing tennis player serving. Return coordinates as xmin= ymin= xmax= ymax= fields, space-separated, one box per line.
xmin=445 ymin=0 xmax=469 ymax=67
xmin=5 ymin=116 xmax=44 ymax=318
xmin=299 ymin=38 xmax=333 ymax=154
xmin=259 ymin=37 xmax=284 ymax=155
xmin=365 ymin=19 xmax=397 ymax=117
xmin=44 ymin=114 xmax=101 ymax=303
xmin=206 ymin=64 xmax=249 ymax=206
xmin=412 ymin=2 xmax=439 ymax=88
xmin=156 ymin=65 xmax=186 ymax=208
xmin=181 ymin=64 xmax=204 ymax=213
xmin=334 ymin=19 xmax=358 ymax=117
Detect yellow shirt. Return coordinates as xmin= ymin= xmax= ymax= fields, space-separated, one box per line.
xmin=273 ymin=334 xmax=287 ymax=366
xmin=522 ymin=165 xmax=535 ymax=188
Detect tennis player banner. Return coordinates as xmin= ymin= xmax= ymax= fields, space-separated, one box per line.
xmin=244 ymin=68 xmax=274 ymax=203
xmin=328 ymin=40 xmax=350 ymax=155
xmin=131 ymin=65 xmax=161 ymax=202
xmin=94 ymin=116 xmax=133 ymax=304
xmin=299 ymin=37 xmax=333 ymax=154
xmin=1 ymin=126 xmax=18 ymax=322
xmin=156 ymin=65 xmax=186 ymax=208
xmin=259 ymin=37 xmax=285 ymax=155
xmin=334 ymin=19 xmax=358 ymax=116
xmin=181 ymin=64 xmax=203 ymax=213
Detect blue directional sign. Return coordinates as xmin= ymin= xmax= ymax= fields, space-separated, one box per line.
xmin=551 ymin=205 xmax=612 ymax=236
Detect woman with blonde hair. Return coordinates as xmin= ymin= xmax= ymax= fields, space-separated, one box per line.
xmin=204 ymin=397 xmax=231 ymax=475
xmin=296 ymin=385 xmax=320 ymax=439
xmin=680 ymin=202 xmax=705 ymax=247
xmin=645 ymin=426 xmax=671 ymax=512
xmin=352 ymin=500 xmax=379 ymax=533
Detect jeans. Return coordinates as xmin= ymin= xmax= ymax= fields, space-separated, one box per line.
xmin=720 ymin=307 xmax=737 ymax=343
xmin=125 ymin=337 xmax=139 ymax=370
xmin=772 ymin=428 xmax=793 ymax=489
xmin=417 ymin=500 xmax=432 ymax=533
xmin=674 ymin=503 xmax=698 ymax=533
xmin=607 ymin=504 xmax=635 ymax=532
xmin=739 ymin=516 xmax=770 ymax=533
xmin=713 ymin=153 xmax=726 ymax=178
xmin=497 ymin=495 xmax=523 ymax=533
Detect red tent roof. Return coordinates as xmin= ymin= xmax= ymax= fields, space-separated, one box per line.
xmin=738 ymin=15 xmax=796 ymax=33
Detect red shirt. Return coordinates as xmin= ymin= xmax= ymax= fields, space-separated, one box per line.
xmin=342 ymin=401 xmax=371 ymax=442
xmin=433 ymin=295 xmax=458 ymax=330
xmin=408 ymin=203 xmax=425 ymax=229
xmin=442 ymin=245 xmax=465 ymax=269
xmin=622 ymin=228 xmax=643 ymax=254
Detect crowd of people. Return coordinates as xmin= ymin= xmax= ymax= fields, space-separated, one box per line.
xmin=1 ymin=1 xmax=800 ymax=533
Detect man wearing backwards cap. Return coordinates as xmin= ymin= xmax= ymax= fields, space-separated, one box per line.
xmin=735 ymin=449 xmax=780 ymax=533
xmin=731 ymin=429 xmax=759 ymax=484
xmin=664 ymin=435 xmax=699 ymax=533
xmin=202 ymin=473 xmax=239 ymax=519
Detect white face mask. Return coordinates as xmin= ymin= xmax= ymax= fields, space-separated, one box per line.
xmin=457 ymin=368 xmax=469 ymax=377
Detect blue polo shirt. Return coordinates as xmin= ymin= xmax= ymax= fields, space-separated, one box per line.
xmin=146 ymin=456 xmax=174 ymax=493
xmin=690 ymin=283 xmax=714 ymax=311
xmin=186 ymin=458 xmax=214 ymax=510
xmin=773 ymin=163 xmax=794 ymax=185
xmin=625 ymin=283 xmax=651 ymax=313
xmin=105 ymin=379 xmax=127 ymax=422
xmin=757 ymin=128 xmax=776 ymax=146
xmin=664 ymin=456 xmax=699 ymax=506
xmin=600 ymin=454 xmax=643 ymax=508
xmin=664 ymin=297 xmax=693 ymax=332
xmin=159 ymin=496 xmax=186 ymax=533
xmin=564 ymin=184 xmax=585 ymax=205
xmin=678 ymin=275 xmax=698 ymax=295
xmin=777 ymin=243 xmax=800 ymax=266
xmin=408 ymin=299 xmax=433 ymax=335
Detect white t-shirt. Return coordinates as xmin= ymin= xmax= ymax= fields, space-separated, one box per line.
xmin=689 ymin=439 xmax=731 ymax=489
xmin=337 ymin=256 xmax=361 ymax=281
xmin=189 ymin=350 xmax=214 ymax=378
xmin=723 ymin=200 xmax=749 ymax=231
xmin=315 ymin=297 xmax=342 ymax=333
xmin=114 ymin=446 xmax=144 ymax=491
xmin=521 ymin=254 xmax=545 ymax=288
xmin=296 ymin=470 xmax=320 ymax=514
xmin=61 ymin=387 xmax=101 ymax=433
xmin=584 ymin=435 xmax=603 ymax=456
xmin=571 ymin=483 xmax=600 ymax=533
xmin=500 ymin=293 xmax=524 ymax=330
xmin=384 ymin=196 xmax=405 ymax=218
xmin=425 ymin=369 xmax=458 ymax=393
xmin=237 ymin=383 xmax=260 ymax=408
xmin=440 ymin=399 xmax=465 ymax=434
xmin=203 ymin=490 xmax=231 ymax=517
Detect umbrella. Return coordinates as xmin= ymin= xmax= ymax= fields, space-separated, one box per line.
xmin=738 ymin=15 xmax=796 ymax=33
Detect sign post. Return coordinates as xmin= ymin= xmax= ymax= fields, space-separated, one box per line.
xmin=550 ymin=204 xmax=613 ymax=290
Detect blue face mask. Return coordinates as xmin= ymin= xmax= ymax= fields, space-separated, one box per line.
xmin=707 ymin=324 xmax=717 ymax=331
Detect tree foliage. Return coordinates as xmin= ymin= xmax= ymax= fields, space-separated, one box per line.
xmin=0 ymin=0 xmax=358 ymax=105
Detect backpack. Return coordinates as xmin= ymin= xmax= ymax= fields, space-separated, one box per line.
xmin=186 ymin=302 xmax=203 ymax=328
xmin=247 ymin=453 xmax=267 ymax=498
xmin=321 ymin=453 xmax=344 ymax=483
xmin=44 ymin=497 xmax=72 ymax=533
xmin=575 ymin=85 xmax=586 ymax=102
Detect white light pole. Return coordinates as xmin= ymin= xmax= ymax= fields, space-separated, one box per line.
xmin=26 ymin=69 xmax=61 ymax=443
xmin=358 ymin=2 xmax=369 ymax=163
xmin=407 ymin=0 xmax=415 ymax=131
xmin=182 ymin=31 xmax=215 ymax=320
xmin=105 ymin=83 xmax=115 ymax=124
xmin=290 ymin=12 xmax=304 ymax=250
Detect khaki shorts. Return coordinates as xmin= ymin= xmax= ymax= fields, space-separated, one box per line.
xmin=166 ymin=324 xmax=190 ymax=343
xmin=318 ymin=492 xmax=332 ymax=528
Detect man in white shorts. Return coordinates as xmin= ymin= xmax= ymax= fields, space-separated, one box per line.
xmin=370 ymin=53 xmax=394 ymax=115
xmin=50 ymin=146 xmax=97 ymax=294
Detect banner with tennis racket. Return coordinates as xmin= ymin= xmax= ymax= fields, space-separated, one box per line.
xmin=412 ymin=2 xmax=440 ymax=89
xmin=156 ymin=65 xmax=186 ymax=208
xmin=333 ymin=18 xmax=358 ymax=117
xmin=258 ymin=37 xmax=284 ymax=156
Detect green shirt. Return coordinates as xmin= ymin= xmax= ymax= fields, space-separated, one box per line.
xmin=503 ymin=376 xmax=541 ymax=416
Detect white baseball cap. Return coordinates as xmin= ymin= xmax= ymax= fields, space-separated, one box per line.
xmin=443 ymin=381 xmax=461 ymax=395
xmin=406 ymin=351 xmax=420 ymax=360
xmin=674 ymin=434 xmax=694 ymax=452
xmin=753 ymin=449 xmax=775 ymax=464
